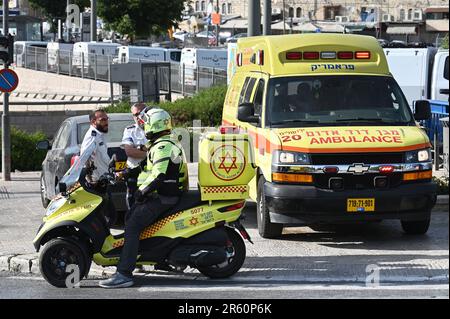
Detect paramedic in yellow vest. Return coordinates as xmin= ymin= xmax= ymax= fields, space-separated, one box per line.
xmin=100 ymin=108 xmax=189 ymax=288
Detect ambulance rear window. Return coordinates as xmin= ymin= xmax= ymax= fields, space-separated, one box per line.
xmin=239 ymin=77 xmax=257 ymax=105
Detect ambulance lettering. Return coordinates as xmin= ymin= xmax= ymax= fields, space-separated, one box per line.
xmin=311 ymin=64 xmax=355 ymax=72
xmin=305 ymin=129 xmax=403 ymax=145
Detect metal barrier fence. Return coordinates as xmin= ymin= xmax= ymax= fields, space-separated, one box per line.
xmin=15 ymin=48 xmax=227 ymax=97
xmin=425 ymin=100 xmax=449 ymax=146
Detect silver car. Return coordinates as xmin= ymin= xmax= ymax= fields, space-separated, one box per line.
xmin=37 ymin=113 xmax=133 ymax=212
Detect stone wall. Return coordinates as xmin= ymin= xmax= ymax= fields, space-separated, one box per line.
xmin=0 ymin=110 xmax=88 ymax=138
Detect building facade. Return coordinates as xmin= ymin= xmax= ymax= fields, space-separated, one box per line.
xmin=191 ymin=0 xmax=448 ymax=21
xmin=189 ymin=0 xmax=448 ymax=44
xmin=1 ymin=0 xmax=43 ymax=40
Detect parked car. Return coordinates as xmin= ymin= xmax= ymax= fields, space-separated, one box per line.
xmin=173 ymin=30 xmax=192 ymax=42
xmin=36 ymin=113 xmax=133 ymax=213
xmin=195 ymin=31 xmax=217 ymax=46
xmin=226 ymin=33 xmax=248 ymax=43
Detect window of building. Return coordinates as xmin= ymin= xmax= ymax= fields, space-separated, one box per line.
xmin=195 ymin=1 xmax=199 ymax=11
xmin=399 ymin=9 xmax=405 ymax=21
xmin=296 ymin=7 xmax=302 ymax=18
xmin=407 ymin=9 xmax=413 ymax=20
xmin=324 ymin=6 xmax=340 ymax=20
xmin=201 ymin=1 xmax=205 ymax=11
xmin=228 ymin=3 xmax=232 ymax=14
xmin=289 ymin=7 xmax=294 ymax=18
xmin=222 ymin=3 xmax=226 ymax=14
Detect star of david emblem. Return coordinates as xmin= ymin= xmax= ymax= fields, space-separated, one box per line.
xmin=218 ymin=152 xmax=238 ymax=173
xmin=189 ymin=217 xmax=199 ymax=226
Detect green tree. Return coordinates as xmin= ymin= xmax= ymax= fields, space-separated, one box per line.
xmin=441 ymin=33 xmax=449 ymax=49
xmin=97 ymin=0 xmax=184 ymax=41
xmin=28 ymin=0 xmax=90 ymax=36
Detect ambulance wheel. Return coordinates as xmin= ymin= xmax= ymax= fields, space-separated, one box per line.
xmin=197 ymin=228 xmax=246 ymax=279
xmin=39 ymin=238 xmax=90 ymax=288
xmin=257 ymin=177 xmax=283 ymax=239
xmin=401 ymin=218 xmax=430 ymax=235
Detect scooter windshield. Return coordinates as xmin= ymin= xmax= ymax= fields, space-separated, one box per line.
xmin=59 ymin=141 xmax=96 ymax=189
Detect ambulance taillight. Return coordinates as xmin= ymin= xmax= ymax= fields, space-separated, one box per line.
xmin=236 ymin=53 xmax=243 ymax=66
xmin=337 ymin=51 xmax=354 ymax=59
xmin=303 ymin=52 xmax=320 ymax=60
xmin=355 ymin=51 xmax=371 ymax=59
xmin=286 ymin=52 xmax=302 ymax=60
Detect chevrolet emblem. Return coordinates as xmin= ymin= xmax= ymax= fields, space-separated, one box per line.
xmin=348 ymin=163 xmax=370 ymax=175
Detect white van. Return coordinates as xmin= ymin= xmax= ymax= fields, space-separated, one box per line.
xmin=180 ymin=48 xmax=227 ymax=86
xmin=383 ymin=47 xmax=449 ymax=107
xmin=116 ymin=46 xmax=181 ymax=64
xmin=13 ymin=41 xmax=48 ymax=68
xmin=47 ymin=42 xmax=74 ymax=74
xmin=72 ymin=42 xmax=120 ymax=76
xmin=430 ymin=50 xmax=449 ymax=101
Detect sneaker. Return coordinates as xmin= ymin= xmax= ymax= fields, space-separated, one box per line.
xmin=99 ymin=272 xmax=134 ymax=289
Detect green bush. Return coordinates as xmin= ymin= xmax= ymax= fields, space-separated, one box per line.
xmin=433 ymin=176 xmax=449 ymax=195
xmin=0 ymin=127 xmax=48 ymax=172
xmin=104 ymin=85 xmax=227 ymax=127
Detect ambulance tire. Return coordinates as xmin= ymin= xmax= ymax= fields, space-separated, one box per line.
xmin=401 ymin=218 xmax=430 ymax=235
xmin=257 ymin=177 xmax=283 ymax=239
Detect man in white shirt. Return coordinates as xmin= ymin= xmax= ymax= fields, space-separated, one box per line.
xmin=121 ymin=103 xmax=149 ymax=210
xmin=80 ymin=109 xmax=110 ymax=184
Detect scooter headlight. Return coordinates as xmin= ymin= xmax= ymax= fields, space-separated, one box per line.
xmin=46 ymin=197 xmax=66 ymax=216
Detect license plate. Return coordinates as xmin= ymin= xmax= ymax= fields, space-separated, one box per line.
xmin=347 ymin=198 xmax=375 ymax=212
xmin=115 ymin=161 xmax=127 ymax=171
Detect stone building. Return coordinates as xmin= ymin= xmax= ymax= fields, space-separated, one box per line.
xmin=1 ymin=0 xmax=44 ymax=40
xmin=189 ymin=0 xmax=448 ymax=44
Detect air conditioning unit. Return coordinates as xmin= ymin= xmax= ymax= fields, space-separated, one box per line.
xmin=335 ymin=16 xmax=350 ymax=23
xmin=272 ymin=8 xmax=282 ymax=14
xmin=413 ymin=9 xmax=423 ymax=21
xmin=382 ymin=14 xmax=394 ymax=22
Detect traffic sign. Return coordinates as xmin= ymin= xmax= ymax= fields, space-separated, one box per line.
xmin=0 ymin=68 xmax=19 ymax=93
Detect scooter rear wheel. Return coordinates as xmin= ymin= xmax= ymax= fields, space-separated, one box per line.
xmin=197 ymin=228 xmax=246 ymax=279
xmin=39 ymin=238 xmax=89 ymax=288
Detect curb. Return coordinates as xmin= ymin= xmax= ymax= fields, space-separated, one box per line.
xmin=0 ymin=253 xmax=116 ymax=279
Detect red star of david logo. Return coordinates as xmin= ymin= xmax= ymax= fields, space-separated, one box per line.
xmin=218 ymin=152 xmax=238 ymax=173
xmin=189 ymin=217 xmax=199 ymax=226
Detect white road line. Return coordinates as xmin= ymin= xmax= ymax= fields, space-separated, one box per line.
xmin=138 ymin=284 xmax=449 ymax=293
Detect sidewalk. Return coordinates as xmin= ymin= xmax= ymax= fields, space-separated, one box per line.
xmin=0 ymin=166 xmax=448 ymax=278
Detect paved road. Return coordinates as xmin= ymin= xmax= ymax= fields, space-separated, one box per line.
xmin=0 ymin=172 xmax=448 ymax=299
xmin=0 ymin=272 xmax=447 ymax=299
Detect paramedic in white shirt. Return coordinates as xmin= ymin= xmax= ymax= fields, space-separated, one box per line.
xmin=121 ymin=103 xmax=149 ymax=210
xmin=80 ymin=109 xmax=110 ymax=184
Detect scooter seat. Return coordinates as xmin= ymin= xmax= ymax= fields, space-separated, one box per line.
xmin=159 ymin=190 xmax=204 ymax=219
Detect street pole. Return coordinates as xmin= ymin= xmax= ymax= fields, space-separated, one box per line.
xmin=91 ymin=0 xmax=97 ymax=42
xmin=67 ymin=0 xmax=72 ymax=42
xmin=282 ymin=0 xmax=286 ymax=34
xmin=216 ymin=0 xmax=219 ymax=47
xmin=2 ymin=0 xmax=11 ymax=181
xmin=248 ymin=0 xmax=261 ymax=36
xmin=263 ymin=0 xmax=271 ymax=35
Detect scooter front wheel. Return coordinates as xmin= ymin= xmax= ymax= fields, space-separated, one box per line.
xmin=197 ymin=227 xmax=246 ymax=279
xmin=39 ymin=238 xmax=89 ymax=288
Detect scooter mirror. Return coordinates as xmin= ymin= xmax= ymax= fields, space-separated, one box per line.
xmin=109 ymin=154 xmax=117 ymax=170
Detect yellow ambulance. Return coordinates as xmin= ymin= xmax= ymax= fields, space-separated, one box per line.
xmin=222 ymin=33 xmax=437 ymax=238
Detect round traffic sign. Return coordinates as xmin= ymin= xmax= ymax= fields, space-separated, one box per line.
xmin=0 ymin=69 xmax=19 ymax=93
